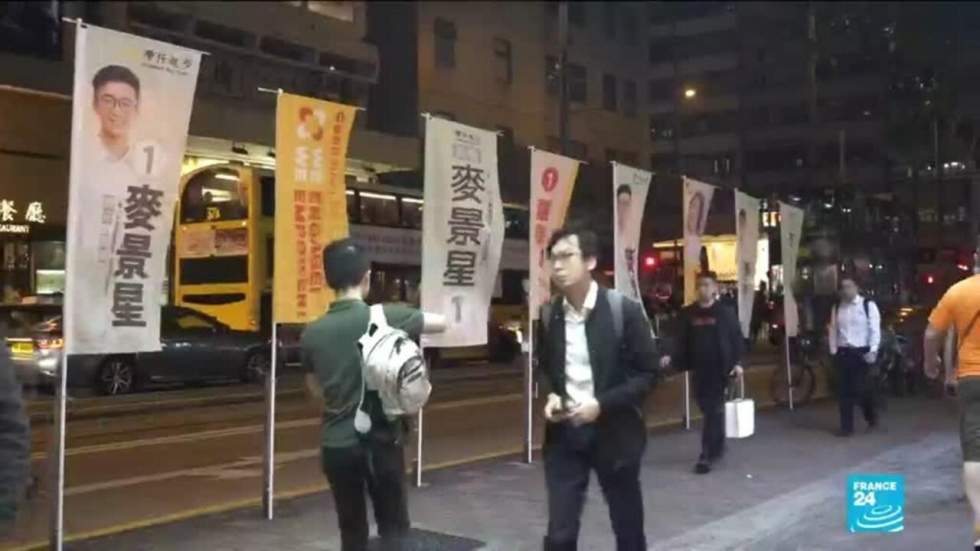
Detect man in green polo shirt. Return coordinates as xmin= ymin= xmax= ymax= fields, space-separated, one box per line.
xmin=302 ymin=238 xmax=445 ymax=551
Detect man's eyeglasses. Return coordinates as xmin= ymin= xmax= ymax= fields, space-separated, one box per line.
xmin=549 ymin=250 xmax=581 ymax=265
xmin=97 ymin=95 xmax=137 ymax=112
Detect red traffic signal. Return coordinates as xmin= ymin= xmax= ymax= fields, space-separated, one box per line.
xmin=926 ymin=274 xmax=935 ymax=285
xmin=643 ymin=255 xmax=657 ymax=270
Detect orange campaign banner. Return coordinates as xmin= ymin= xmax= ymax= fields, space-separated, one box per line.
xmin=274 ymin=93 xmax=356 ymax=323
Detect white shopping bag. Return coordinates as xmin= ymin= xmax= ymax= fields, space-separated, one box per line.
xmin=725 ymin=373 xmax=755 ymax=439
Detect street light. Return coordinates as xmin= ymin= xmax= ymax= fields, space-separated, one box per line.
xmin=684 ymin=87 xmax=697 ymax=100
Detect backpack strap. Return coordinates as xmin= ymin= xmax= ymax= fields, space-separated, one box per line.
xmin=369 ymin=304 xmax=389 ymax=330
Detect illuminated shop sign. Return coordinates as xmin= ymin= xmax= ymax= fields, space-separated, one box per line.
xmin=0 ymin=200 xmax=46 ymax=224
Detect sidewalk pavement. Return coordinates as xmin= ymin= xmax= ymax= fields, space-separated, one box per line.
xmin=68 ymin=395 xmax=971 ymax=551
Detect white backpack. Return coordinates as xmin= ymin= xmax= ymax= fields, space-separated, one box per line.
xmin=353 ymin=304 xmax=431 ymax=434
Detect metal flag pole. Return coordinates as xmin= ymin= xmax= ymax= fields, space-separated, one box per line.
xmin=415 ymin=408 xmax=424 ymax=487
xmin=262 ymin=321 xmax=278 ymax=519
xmin=49 ymin=350 xmax=68 ymax=551
xmin=683 ymin=372 xmax=691 ymax=430
xmin=524 ymin=323 xmax=534 ymax=464
xmin=785 ymin=328 xmax=795 ymax=411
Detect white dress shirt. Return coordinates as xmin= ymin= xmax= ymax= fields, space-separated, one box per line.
xmin=829 ymin=295 xmax=881 ymax=355
xmin=563 ymin=281 xmax=598 ymax=407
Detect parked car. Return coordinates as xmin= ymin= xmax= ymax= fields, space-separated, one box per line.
xmin=0 ymin=303 xmax=63 ymax=387
xmin=22 ymin=306 xmax=271 ymax=395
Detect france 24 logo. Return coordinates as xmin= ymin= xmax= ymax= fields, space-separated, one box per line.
xmin=847 ymin=474 xmax=905 ymax=533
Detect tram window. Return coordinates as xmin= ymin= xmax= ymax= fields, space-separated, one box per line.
xmin=359 ymin=193 xmax=399 ymax=226
xmin=368 ymin=267 xmax=403 ymax=303
xmin=405 ymin=269 xmax=421 ymax=306
xmin=181 ymin=167 xmax=249 ymax=223
xmin=401 ymin=197 xmax=423 ymax=229
xmin=260 ymin=175 xmax=275 ymax=217
xmin=347 ymin=190 xmax=358 ymax=222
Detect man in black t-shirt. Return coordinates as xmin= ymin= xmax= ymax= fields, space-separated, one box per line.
xmin=662 ymin=271 xmax=744 ymax=474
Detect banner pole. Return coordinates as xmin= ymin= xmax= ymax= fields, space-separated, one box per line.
xmin=524 ymin=323 xmax=534 ymax=464
xmin=683 ymin=371 xmax=691 ymax=430
xmin=415 ymin=408 xmax=424 ymax=487
xmin=262 ymin=321 xmax=278 ymax=519
xmin=785 ymin=328 xmax=794 ymax=411
xmin=49 ymin=350 xmax=67 ymax=551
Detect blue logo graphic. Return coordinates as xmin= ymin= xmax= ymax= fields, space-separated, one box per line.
xmin=847 ymin=474 xmax=905 ymax=533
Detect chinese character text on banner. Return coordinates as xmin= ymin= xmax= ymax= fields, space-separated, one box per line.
xmin=613 ymin=163 xmax=652 ymax=304
xmin=65 ymin=24 xmax=201 ymax=354
xmin=420 ymin=117 xmax=504 ymax=347
xmin=735 ymin=190 xmax=762 ymax=338
xmin=682 ymin=177 xmax=716 ymax=304
xmin=529 ymin=149 xmax=579 ymax=320
xmin=779 ymin=202 xmax=805 ymax=337
xmin=274 ymin=93 xmax=356 ymax=323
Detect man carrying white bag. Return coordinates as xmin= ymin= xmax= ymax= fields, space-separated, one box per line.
xmin=662 ymin=271 xmax=746 ymax=475
xmin=726 ymin=372 xmax=755 ymax=439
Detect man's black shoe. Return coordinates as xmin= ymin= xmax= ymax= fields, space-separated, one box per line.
xmin=694 ymin=459 xmax=711 ymax=474
xmin=835 ymin=430 xmax=853 ymax=438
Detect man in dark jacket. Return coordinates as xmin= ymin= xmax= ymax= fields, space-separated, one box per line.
xmin=662 ymin=271 xmax=744 ymax=474
xmin=537 ymin=225 xmax=659 ymax=551
xmin=0 ymin=342 xmax=29 ymax=534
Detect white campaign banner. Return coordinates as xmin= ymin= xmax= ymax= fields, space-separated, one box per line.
xmin=682 ymin=177 xmax=716 ymax=303
xmin=779 ymin=202 xmax=805 ymax=337
xmin=420 ymin=117 xmax=504 ymax=347
xmin=529 ymin=149 xmax=579 ymax=320
xmin=735 ymin=191 xmax=762 ymax=338
xmin=613 ymin=163 xmax=652 ymax=303
xmin=65 ymin=24 xmax=200 ymax=354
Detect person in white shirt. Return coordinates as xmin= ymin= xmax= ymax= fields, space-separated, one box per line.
xmin=827 ymin=275 xmax=881 ymax=436
xmin=537 ymin=225 xmax=659 ymax=551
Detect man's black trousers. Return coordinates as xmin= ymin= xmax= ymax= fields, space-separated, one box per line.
xmin=543 ymin=424 xmax=646 ymax=551
xmin=321 ymin=439 xmax=409 ymax=551
xmin=697 ymin=388 xmax=727 ymax=461
xmin=835 ymin=347 xmax=877 ymax=434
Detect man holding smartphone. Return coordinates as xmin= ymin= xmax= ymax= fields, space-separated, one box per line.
xmin=537 ymin=224 xmax=659 ymax=551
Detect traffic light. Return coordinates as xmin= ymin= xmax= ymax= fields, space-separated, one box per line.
xmin=643 ymin=254 xmax=657 ymax=270
xmin=926 ymin=274 xmax=935 ymax=285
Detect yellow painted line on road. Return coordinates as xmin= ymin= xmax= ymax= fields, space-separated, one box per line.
xmin=29 ymin=393 xmax=525 ymax=461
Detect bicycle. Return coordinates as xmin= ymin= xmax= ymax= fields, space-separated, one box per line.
xmin=769 ymin=332 xmax=826 ymax=407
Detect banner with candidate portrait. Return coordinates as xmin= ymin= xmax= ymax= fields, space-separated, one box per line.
xmin=420 ymin=117 xmax=505 ymax=347
xmin=65 ymin=24 xmax=201 ymax=354
xmin=612 ymin=163 xmax=652 ymax=304
xmin=529 ymin=149 xmax=580 ymax=320
xmin=274 ymin=93 xmax=356 ymax=324
xmin=779 ymin=202 xmax=805 ymax=337
xmin=735 ymin=190 xmax=762 ymax=338
xmin=682 ymin=177 xmax=716 ymax=304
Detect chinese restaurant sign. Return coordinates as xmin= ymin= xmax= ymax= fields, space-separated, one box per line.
xmin=420 ymin=117 xmax=504 ymax=347
xmin=65 ymin=24 xmax=201 ymax=354
xmin=274 ymin=92 xmax=356 ymax=323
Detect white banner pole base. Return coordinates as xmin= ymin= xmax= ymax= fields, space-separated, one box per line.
xmin=524 ymin=325 xmax=534 ymax=464
xmin=683 ymin=372 xmax=692 ymax=430
xmin=414 ymin=408 xmax=424 ymax=488
xmin=49 ymin=351 xmax=67 ymax=551
xmin=262 ymin=323 xmax=278 ymax=519
xmin=785 ymin=331 xmax=794 ymax=411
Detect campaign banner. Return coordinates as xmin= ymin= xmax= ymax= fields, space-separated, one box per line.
xmin=682 ymin=177 xmax=716 ymax=304
xmin=420 ymin=117 xmax=504 ymax=347
xmin=613 ymin=162 xmax=652 ymax=303
xmin=779 ymin=202 xmax=805 ymax=337
xmin=274 ymin=93 xmax=356 ymax=324
xmin=735 ymin=191 xmax=762 ymax=338
xmin=65 ymin=24 xmax=201 ymax=354
xmin=529 ymin=149 xmax=579 ymax=320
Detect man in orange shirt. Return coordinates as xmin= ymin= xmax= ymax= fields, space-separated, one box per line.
xmin=925 ymin=242 xmax=980 ymax=551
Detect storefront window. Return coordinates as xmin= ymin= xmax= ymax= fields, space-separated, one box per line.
xmin=34 ymin=241 xmax=65 ymax=296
